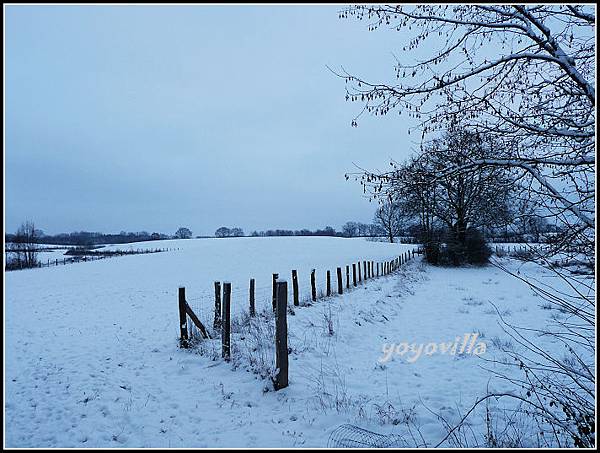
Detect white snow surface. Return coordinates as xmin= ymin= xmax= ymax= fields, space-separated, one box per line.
xmin=4 ymin=237 xmax=583 ymax=447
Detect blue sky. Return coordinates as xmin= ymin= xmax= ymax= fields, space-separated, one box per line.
xmin=5 ymin=5 xmax=419 ymax=236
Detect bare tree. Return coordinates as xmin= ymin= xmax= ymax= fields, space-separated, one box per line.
xmin=337 ymin=4 xmax=595 ymax=261
xmin=174 ymin=227 xmax=192 ymax=239
xmin=12 ymin=220 xmax=39 ymax=268
xmin=373 ymin=201 xmax=403 ymax=243
xmin=367 ymin=128 xmax=514 ymax=247
xmin=341 ymin=221 xmax=359 ymax=238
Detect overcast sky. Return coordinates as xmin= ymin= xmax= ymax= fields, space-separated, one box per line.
xmin=5 ymin=5 xmax=420 ymax=236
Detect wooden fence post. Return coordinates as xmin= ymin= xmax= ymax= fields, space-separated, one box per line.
xmin=346 ymin=265 xmax=350 ymax=289
xmin=222 ymin=282 xmax=231 ymax=361
xmin=272 ymin=273 xmax=279 ymax=312
xmin=214 ymin=281 xmax=222 ymax=329
xmin=377 ymin=262 xmax=379 ymax=277
xmin=274 ymin=280 xmax=289 ymax=391
xmin=352 ymin=263 xmax=357 ymax=287
xmin=249 ymin=278 xmax=256 ymax=317
xmin=358 ymin=262 xmax=362 ymax=282
xmin=363 ymin=261 xmax=367 ymax=280
xmin=178 ymin=287 xmax=188 ymax=348
xmin=337 ymin=267 xmax=343 ymax=295
xmin=326 ymin=270 xmax=331 ymax=297
xmin=292 ymin=270 xmax=299 ymax=306
xmin=311 ymin=269 xmax=317 ymax=301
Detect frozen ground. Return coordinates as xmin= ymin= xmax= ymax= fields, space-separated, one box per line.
xmin=4 ymin=237 xmax=591 ymax=447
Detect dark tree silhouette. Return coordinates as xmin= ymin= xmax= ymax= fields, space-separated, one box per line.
xmin=174 ymin=227 xmax=193 ymax=239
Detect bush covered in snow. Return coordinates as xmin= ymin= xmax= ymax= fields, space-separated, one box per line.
xmin=425 ymin=229 xmax=492 ymax=266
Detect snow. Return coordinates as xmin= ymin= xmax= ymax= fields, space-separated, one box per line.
xmin=4 ymin=237 xmax=583 ymax=447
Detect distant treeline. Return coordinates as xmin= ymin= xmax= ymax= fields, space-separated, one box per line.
xmin=247 ymin=222 xmax=392 ymax=238
xmin=249 ymin=227 xmax=341 ymax=237
xmin=5 ymin=230 xmax=171 ymax=247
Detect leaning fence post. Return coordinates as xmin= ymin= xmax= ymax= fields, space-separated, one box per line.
xmin=222 ymin=282 xmax=231 ymax=361
xmin=272 ymin=273 xmax=279 ymax=312
xmin=274 ymin=280 xmax=289 ymax=391
xmin=178 ymin=287 xmax=188 ymax=348
xmin=352 ymin=263 xmax=357 ymax=287
xmin=337 ymin=267 xmax=343 ymax=295
xmin=292 ymin=270 xmax=299 ymax=306
xmin=249 ymin=278 xmax=256 ymax=317
xmin=326 ymin=270 xmax=331 ymax=297
xmin=214 ymin=281 xmax=222 ymax=329
xmin=311 ymin=269 xmax=317 ymax=302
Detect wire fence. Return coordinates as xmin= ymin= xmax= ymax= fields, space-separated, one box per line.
xmin=4 ymin=247 xmax=173 ymax=271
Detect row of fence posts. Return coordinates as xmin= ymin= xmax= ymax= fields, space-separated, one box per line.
xmin=177 ymin=248 xmax=418 ymax=391
xmin=494 ymin=245 xmax=532 ymax=255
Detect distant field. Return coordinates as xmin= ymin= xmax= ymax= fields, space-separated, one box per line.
xmin=6 ymin=236 xmax=414 ymax=317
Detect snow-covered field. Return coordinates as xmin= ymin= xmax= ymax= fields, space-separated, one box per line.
xmin=4 ymin=237 xmax=589 ymax=447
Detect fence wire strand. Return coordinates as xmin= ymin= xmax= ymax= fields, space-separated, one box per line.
xmin=327 ymin=424 xmax=407 ymax=448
